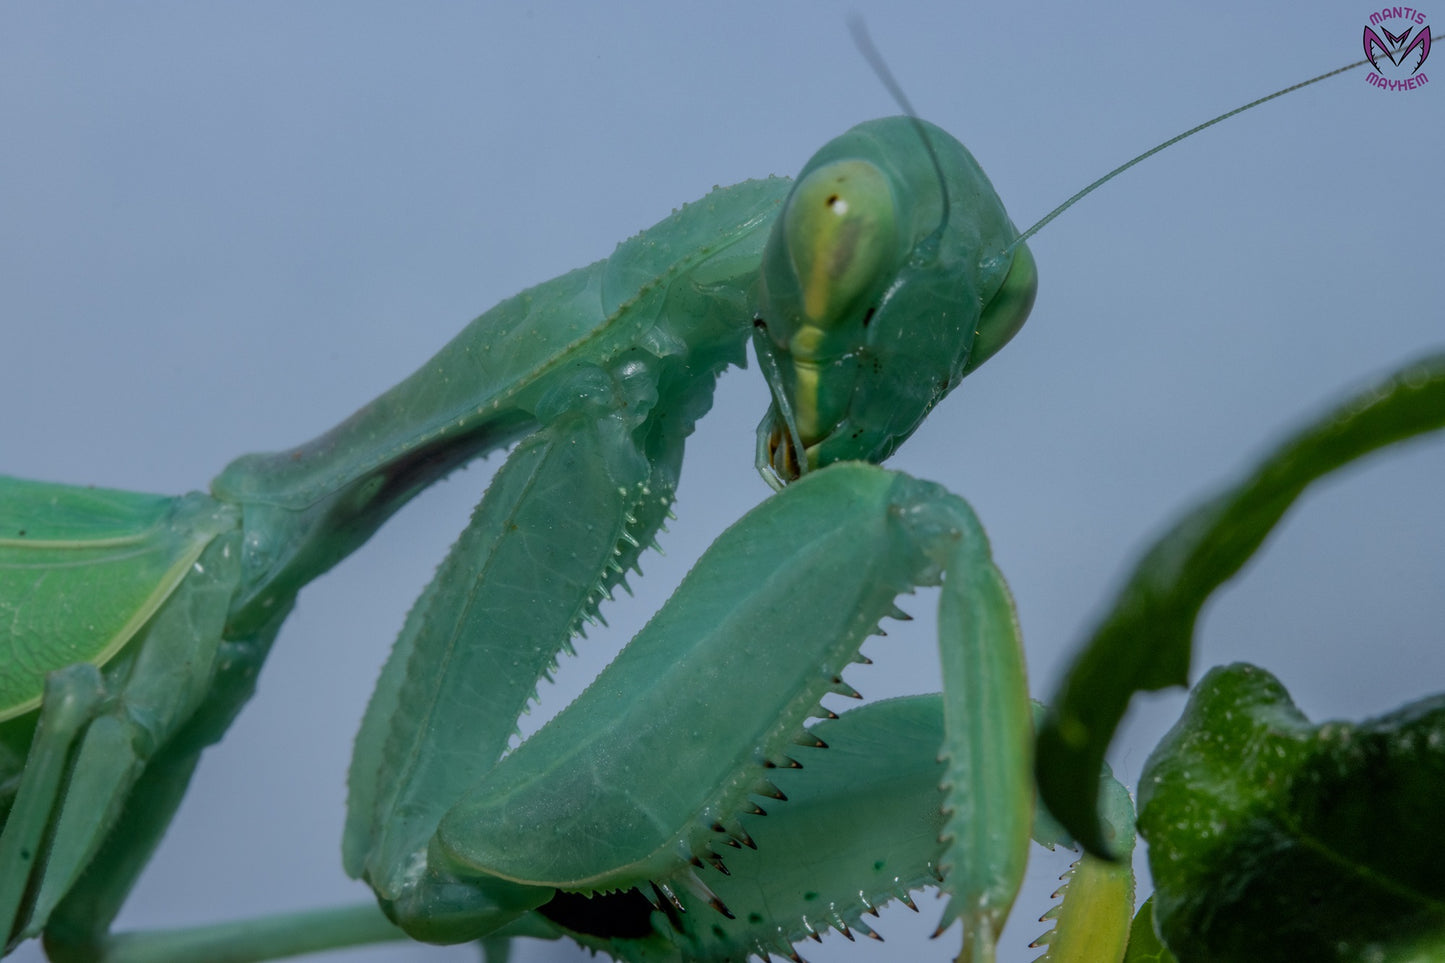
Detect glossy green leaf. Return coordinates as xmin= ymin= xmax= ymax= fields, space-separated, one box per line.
xmin=1036 ymin=352 xmax=1445 ymax=854
xmin=1032 ymin=769 xmax=1136 ymax=962
xmin=1138 ymin=663 xmax=1445 ymax=962
xmin=1121 ymin=898 xmax=1177 ymax=963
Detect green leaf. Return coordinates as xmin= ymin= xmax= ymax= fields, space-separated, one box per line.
xmin=1121 ymin=898 xmax=1178 ymax=963
xmin=1035 ymin=352 xmax=1445 ymax=855
xmin=1138 ymin=663 xmax=1445 ymax=962
xmin=1032 ymin=766 xmax=1137 ymax=962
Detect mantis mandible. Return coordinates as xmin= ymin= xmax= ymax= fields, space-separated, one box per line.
xmin=3 ymin=7 xmax=1442 ymax=963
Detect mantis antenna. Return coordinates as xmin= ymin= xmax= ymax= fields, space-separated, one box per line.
xmin=1010 ymin=35 xmax=1442 ymax=250
xmin=849 ymin=19 xmax=1440 ymax=254
xmin=848 ymin=18 xmax=951 ymax=232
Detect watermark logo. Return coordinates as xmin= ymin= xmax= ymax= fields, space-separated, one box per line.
xmin=1363 ymin=7 xmax=1432 ymax=91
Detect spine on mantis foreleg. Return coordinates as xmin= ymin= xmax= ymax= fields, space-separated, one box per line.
xmin=211 ymin=177 xmax=790 ymax=631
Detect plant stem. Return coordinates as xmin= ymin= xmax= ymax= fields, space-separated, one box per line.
xmin=91 ymin=903 xmax=406 ymax=963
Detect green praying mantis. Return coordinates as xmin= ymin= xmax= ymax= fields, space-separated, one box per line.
xmin=7 ymin=105 xmax=1058 ymax=958
xmin=2 ymin=7 xmax=1445 ymax=960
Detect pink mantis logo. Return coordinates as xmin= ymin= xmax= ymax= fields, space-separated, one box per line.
xmin=1363 ymin=8 xmax=1432 ymax=91
xmin=1365 ymin=24 xmax=1431 ymax=72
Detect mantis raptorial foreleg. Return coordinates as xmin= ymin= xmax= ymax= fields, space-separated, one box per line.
xmin=345 ymin=358 xmax=696 ymax=906
xmin=344 ymin=460 xmax=1038 ymax=957
xmin=504 ymin=693 xmax=1135 ymax=963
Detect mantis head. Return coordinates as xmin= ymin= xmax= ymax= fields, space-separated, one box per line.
xmin=753 ymin=117 xmax=1037 ymax=488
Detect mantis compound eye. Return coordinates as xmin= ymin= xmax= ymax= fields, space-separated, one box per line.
xmin=759 ymin=159 xmax=901 ymax=468
xmin=964 ymin=243 xmax=1038 ymax=377
xmin=781 ymin=159 xmax=899 ymax=336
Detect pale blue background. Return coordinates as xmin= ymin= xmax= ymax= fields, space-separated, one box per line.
xmin=2 ymin=3 xmax=1441 ymax=961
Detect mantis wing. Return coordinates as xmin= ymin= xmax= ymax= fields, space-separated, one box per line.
xmin=0 ymin=477 xmax=241 ymax=945
xmin=0 ymin=477 xmax=235 ymax=721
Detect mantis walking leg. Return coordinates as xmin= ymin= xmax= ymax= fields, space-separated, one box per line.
xmin=0 ymin=668 xmax=103 ymax=945
xmin=0 ymin=504 xmax=241 ymax=949
xmin=38 ymin=606 xmax=292 ymax=958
